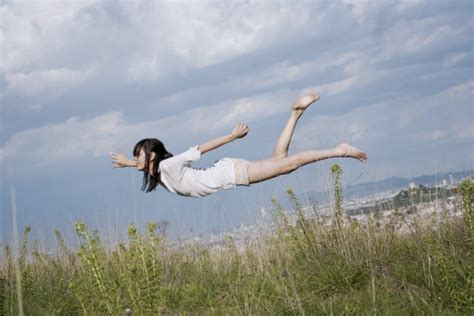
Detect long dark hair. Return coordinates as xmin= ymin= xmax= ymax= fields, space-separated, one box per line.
xmin=133 ymin=138 xmax=173 ymax=193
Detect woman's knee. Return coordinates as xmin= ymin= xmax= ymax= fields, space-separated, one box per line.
xmin=280 ymin=156 xmax=300 ymax=174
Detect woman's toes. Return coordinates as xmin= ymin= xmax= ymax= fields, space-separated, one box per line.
xmin=358 ymin=152 xmax=368 ymax=162
xmin=292 ymin=93 xmax=320 ymax=111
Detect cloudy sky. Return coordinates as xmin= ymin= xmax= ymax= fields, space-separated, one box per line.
xmin=1 ymin=0 xmax=473 ymax=245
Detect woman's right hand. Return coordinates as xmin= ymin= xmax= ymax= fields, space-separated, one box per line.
xmin=231 ymin=123 xmax=249 ymax=140
xmin=109 ymin=152 xmax=136 ymax=168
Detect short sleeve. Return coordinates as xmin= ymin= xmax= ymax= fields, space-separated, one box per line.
xmin=179 ymin=146 xmax=201 ymax=162
xmin=159 ymin=146 xmax=201 ymax=174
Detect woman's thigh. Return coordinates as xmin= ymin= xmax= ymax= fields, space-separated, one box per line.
xmin=247 ymin=157 xmax=296 ymax=184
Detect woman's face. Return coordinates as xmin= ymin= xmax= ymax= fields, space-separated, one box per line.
xmin=135 ymin=148 xmax=156 ymax=173
xmin=135 ymin=148 xmax=146 ymax=171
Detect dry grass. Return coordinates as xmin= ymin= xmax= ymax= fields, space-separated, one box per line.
xmin=1 ymin=175 xmax=472 ymax=315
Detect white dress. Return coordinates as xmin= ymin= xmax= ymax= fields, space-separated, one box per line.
xmin=158 ymin=146 xmax=238 ymax=197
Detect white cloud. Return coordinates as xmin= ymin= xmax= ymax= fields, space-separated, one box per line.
xmin=451 ymin=124 xmax=474 ymax=141
xmin=6 ymin=67 xmax=95 ymax=96
xmin=294 ymin=79 xmax=473 ymax=154
xmin=445 ymin=81 xmax=474 ymax=96
xmin=381 ymin=18 xmax=462 ymax=58
xmin=2 ymin=55 xmax=459 ymax=169
xmin=443 ymin=52 xmax=470 ymax=68
xmin=27 ymin=103 xmax=44 ymax=112
xmin=214 ymin=50 xmax=379 ymax=99
xmin=0 ymin=0 xmax=472 ymax=178
xmin=410 ymin=129 xmax=449 ymax=141
xmin=125 ymin=1 xmax=327 ymax=82
xmin=397 ymin=81 xmax=473 ymax=128
xmin=0 ymin=112 xmax=125 ymax=167
xmin=316 ymin=77 xmax=358 ymax=97
xmin=293 ymin=108 xmax=372 ymax=150
xmin=342 ymin=0 xmax=372 ymax=22
xmin=225 ymin=51 xmax=367 ymax=92
xmin=0 ymin=0 xmax=96 ymax=72
xmin=311 ymin=57 xmax=378 ymax=96
xmin=396 ymin=0 xmax=424 ymax=11
xmin=1 ymin=0 xmax=330 ymax=87
xmin=410 ymin=123 xmax=473 ymax=143
xmin=341 ymin=0 xmax=397 ymax=23
xmin=184 ymin=89 xmax=297 ymax=134
xmin=0 ymin=88 xmax=300 ymax=167
xmin=235 ymin=60 xmax=322 ymax=89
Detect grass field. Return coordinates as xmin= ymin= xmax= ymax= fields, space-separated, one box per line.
xmin=1 ymin=170 xmax=473 ymax=315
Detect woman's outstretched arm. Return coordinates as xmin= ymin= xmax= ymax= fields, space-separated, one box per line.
xmin=198 ymin=123 xmax=249 ymax=155
xmin=109 ymin=152 xmax=137 ymax=168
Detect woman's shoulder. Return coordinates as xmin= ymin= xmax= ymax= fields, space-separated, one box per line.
xmin=159 ymin=157 xmax=172 ymax=170
xmin=180 ymin=146 xmax=201 ymax=161
xmin=158 ymin=150 xmax=172 ymax=166
xmin=159 ymin=154 xmax=182 ymax=172
xmin=166 ymin=146 xmax=201 ymax=163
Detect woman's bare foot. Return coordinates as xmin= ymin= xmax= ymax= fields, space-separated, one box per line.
xmin=292 ymin=93 xmax=320 ymax=115
xmin=336 ymin=143 xmax=368 ymax=162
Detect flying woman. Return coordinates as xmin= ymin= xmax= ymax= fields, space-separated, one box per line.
xmin=109 ymin=93 xmax=367 ymax=197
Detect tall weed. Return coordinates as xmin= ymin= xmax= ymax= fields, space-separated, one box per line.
xmin=2 ymin=174 xmax=472 ymax=314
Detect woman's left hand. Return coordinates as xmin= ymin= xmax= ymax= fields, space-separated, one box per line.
xmin=231 ymin=123 xmax=249 ymax=140
xmin=109 ymin=151 xmax=136 ymax=168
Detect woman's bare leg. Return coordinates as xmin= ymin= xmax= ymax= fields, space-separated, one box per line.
xmin=272 ymin=93 xmax=320 ymax=159
xmin=248 ymin=143 xmax=367 ymax=184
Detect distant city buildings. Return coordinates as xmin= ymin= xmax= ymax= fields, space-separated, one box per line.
xmin=180 ymin=175 xmax=471 ymax=250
